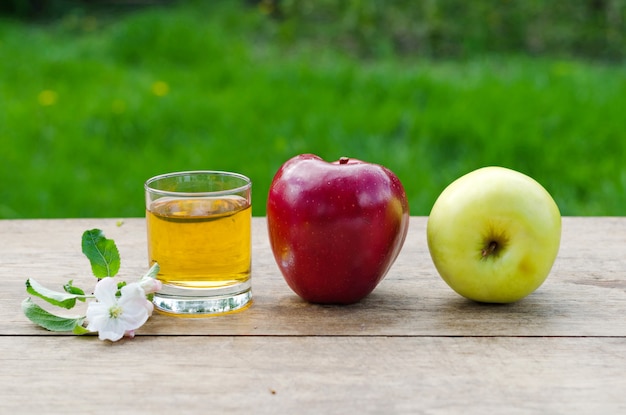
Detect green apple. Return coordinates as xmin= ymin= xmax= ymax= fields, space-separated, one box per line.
xmin=427 ymin=166 xmax=561 ymax=303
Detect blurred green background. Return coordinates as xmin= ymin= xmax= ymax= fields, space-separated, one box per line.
xmin=1 ymin=0 xmax=625 ymax=218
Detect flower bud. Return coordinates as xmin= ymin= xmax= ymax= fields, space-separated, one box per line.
xmin=139 ymin=276 xmax=162 ymax=295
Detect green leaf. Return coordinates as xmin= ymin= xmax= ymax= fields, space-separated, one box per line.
xmin=144 ymin=262 xmax=160 ymax=279
xmin=81 ymin=229 xmax=121 ymax=278
xmin=64 ymin=280 xmax=86 ymax=301
xmin=26 ymin=278 xmax=89 ymax=309
xmin=73 ymin=324 xmax=90 ymax=335
xmin=22 ymin=298 xmax=87 ymax=333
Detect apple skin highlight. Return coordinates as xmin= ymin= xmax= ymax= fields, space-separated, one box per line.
xmin=427 ymin=166 xmax=561 ymax=303
xmin=267 ymin=154 xmax=410 ymax=304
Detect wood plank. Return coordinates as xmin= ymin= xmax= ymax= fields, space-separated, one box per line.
xmin=1 ymin=336 xmax=625 ymax=414
xmin=2 ymin=217 xmax=626 ymax=336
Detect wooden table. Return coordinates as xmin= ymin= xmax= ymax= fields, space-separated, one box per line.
xmin=1 ymin=217 xmax=625 ymax=413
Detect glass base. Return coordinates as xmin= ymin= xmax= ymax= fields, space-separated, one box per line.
xmin=152 ymin=281 xmax=252 ymax=316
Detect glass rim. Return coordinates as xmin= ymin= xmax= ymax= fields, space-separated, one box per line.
xmin=145 ymin=170 xmax=251 ymax=198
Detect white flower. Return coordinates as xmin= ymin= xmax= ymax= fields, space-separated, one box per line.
xmin=86 ymin=278 xmax=154 ymax=342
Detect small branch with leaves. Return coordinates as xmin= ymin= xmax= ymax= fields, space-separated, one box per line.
xmin=22 ymin=229 xmax=161 ymax=342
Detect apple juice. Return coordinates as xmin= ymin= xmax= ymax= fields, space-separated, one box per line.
xmin=146 ymin=196 xmax=251 ymax=289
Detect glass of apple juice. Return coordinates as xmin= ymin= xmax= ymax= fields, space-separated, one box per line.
xmin=145 ymin=171 xmax=252 ymax=316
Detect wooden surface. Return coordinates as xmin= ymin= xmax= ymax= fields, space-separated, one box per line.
xmin=1 ymin=217 xmax=625 ymax=413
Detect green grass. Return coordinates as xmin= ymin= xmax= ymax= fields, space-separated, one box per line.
xmin=1 ymin=2 xmax=625 ymax=218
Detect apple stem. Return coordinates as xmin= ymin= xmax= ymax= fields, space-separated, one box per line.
xmin=481 ymin=241 xmax=498 ymax=258
xmin=339 ymin=157 xmax=350 ymax=165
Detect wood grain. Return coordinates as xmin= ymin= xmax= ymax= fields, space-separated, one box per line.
xmin=1 ymin=336 xmax=625 ymax=414
xmin=1 ymin=217 xmax=625 ymax=336
xmin=1 ymin=217 xmax=626 ymax=413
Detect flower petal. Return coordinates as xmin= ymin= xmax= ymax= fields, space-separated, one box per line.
xmin=93 ymin=277 xmax=119 ymax=305
xmin=97 ymin=319 xmax=125 ymax=342
xmin=120 ymin=282 xmax=145 ymax=299
xmin=118 ymin=283 xmax=151 ymax=330
xmin=85 ymin=302 xmax=110 ymax=332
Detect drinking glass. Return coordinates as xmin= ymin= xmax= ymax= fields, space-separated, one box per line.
xmin=145 ymin=171 xmax=252 ymax=316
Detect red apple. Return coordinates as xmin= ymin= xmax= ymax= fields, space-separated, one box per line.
xmin=267 ymin=154 xmax=410 ymax=304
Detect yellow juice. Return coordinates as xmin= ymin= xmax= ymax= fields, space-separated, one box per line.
xmin=147 ymin=196 xmax=251 ymax=289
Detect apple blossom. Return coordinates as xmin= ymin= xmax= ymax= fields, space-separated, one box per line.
xmin=139 ymin=275 xmax=163 ymax=295
xmin=22 ymin=229 xmax=162 ymax=339
xmin=86 ymin=278 xmax=154 ymax=342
